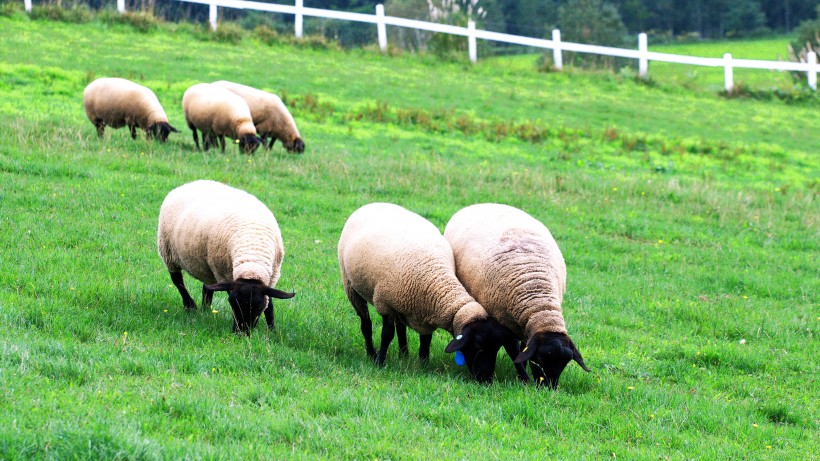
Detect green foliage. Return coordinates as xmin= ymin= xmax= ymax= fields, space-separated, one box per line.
xmin=787 ymin=7 xmax=820 ymax=82
xmin=557 ymin=0 xmax=630 ymax=69
xmin=30 ymin=3 xmax=93 ymax=23
xmin=99 ymin=9 xmax=161 ymax=33
xmin=210 ymin=21 xmax=244 ymax=44
xmin=0 ymin=15 xmax=818 ymax=459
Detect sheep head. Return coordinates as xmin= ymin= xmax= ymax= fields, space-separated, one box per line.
xmin=284 ymin=136 xmax=305 ymax=154
xmin=445 ymin=318 xmax=518 ymax=383
xmin=147 ymin=122 xmax=180 ymax=143
xmin=204 ymin=279 xmax=295 ymax=333
xmin=238 ymin=134 xmax=263 ymax=154
xmin=514 ymin=332 xmax=589 ymax=388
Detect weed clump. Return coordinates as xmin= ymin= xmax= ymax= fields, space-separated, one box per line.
xmin=30 ymin=3 xmax=93 ymax=23
xmin=99 ymin=10 xmax=161 ymax=33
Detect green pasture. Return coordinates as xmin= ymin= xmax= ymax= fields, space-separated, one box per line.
xmin=0 ymin=12 xmax=817 ymax=460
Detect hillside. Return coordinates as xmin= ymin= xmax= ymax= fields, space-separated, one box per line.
xmin=0 ymin=13 xmax=817 ymax=460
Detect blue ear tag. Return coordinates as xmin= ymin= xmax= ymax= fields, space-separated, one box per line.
xmin=454 ymin=351 xmax=466 ymax=366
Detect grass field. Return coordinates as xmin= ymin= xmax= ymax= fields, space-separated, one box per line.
xmin=0 ymin=10 xmax=818 ymax=460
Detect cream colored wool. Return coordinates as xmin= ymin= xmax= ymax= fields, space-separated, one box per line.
xmin=212 ymin=80 xmax=303 ymax=151
xmin=444 ymin=203 xmax=569 ymax=340
xmin=181 ymin=83 xmax=258 ymax=141
xmin=157 ymin=180 xmax=283 ymax=287
xmin=83 ymin=77 xmax=171 ymax=133
xmin=338 ymin=203 xmax=488 ymax=336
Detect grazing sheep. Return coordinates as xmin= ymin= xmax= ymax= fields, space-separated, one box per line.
xmin=212 ymin=80 xmax=305 ymax=153
xmin=444 ymin=203 xmax=590 ymax=388
xmin=82 ymin=77 xmax=179 ymax=142
xmin=181 ymin=83 xmax=262 ymax=154
xmin=338 ymin=202 xmax=529 ymax=383
xmin=157 ymin=180 xmax=294 ymax=333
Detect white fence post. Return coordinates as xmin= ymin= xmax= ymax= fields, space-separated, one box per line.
xmin=24 ymin=0 xmax=31 ymax=12
xmin=723 ymin=53 xmax=733 ymax=92
xmin=117 ymin=0 xmax=125 ymax=14
xmin=209 ymin=3 xmax=217 ymax=31
xmin=638 ymin=32 xmax=648 ymax=79
xmin=376 ymin=4 xmax=387 ymax=52
xmin=552 ymin=29 xmax=562 ymax=71
xmin=808 ymin=51 xmax=817 ymax=91
xmin=467 ymin=20 xmax=477 ymax=63
xmin=295 ymin=0 xmax=303 ymax=38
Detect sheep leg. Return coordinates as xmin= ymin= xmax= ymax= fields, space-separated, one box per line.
xmin=93 ymin=120 xmax=105 ymax=137
xmin=267 ymin=137 xmax=276 ymax=150
xmin=169 ymin=271 xmax=197 ymax=310
xmin=129 ymin=124 xmax=137 ymax=140
xmin=395 ymin=321 xmax=409 ymax=357
xmin=375 ymin=314 xmax=396 ymax=367
xmin=418 ymin=334 xmax=432 ymax=362
xmin=189 ymin=123 xmax=201 ymax=150
xmin=219 ymin=135 xmax=226 ymax=153
xmin=504 ymin=339 xmax=531 ymax=382
xmin=345 ymin=284 xmax=376 ymax=359
xmin=264 ymin=297 xmax=275 ymax=330
xmin=201 ymin=284 xmax=214 ymax=309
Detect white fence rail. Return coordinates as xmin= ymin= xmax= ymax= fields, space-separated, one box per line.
xmin=23 ymin=0 xmax=818 ymax=91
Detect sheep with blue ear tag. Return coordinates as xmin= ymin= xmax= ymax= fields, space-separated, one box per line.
xmin=337 ymin=203 xmax=529 ymax=383
xmin=445 ymin=203 xmax=590 ymax=389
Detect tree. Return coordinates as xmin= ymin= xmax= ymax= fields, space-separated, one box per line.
xmin=557 ymin=0 xmax=628 ymax=68
xmin=723 ymin=0 xmax=769 ymax=37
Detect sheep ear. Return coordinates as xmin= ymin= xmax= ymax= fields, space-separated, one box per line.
xmin=170 ymin=125 xmax=180 ymax=133
xmin=445 ymin=332 xmax=468 ymax=353
xmin=204 ymin=281 xmax=234 ymax=292
xmin=266 ymin=287 xmax=295 ymax=299
xmin=571 ymin=343 xmax=591 ymax=372
xmin=514 ymin=339 xmax=536 ymax=364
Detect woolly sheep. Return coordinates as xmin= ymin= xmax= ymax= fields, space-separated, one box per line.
xmin=338 ymin=202 xmax=528 ymax=383
xmin=212 ymin=80 xmax=305 ymax=153
xmin=83 ymin=77 xmax=179 ymax=142
xmin=181 ymin=83 xmax=263 ymax=154
xmin=157 ymin=180 xmax=294 ymax=333
xmin=444 ymin=203 xmax=590 ymax=388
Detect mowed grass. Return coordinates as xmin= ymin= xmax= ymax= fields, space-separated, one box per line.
xmin=0 ymin=13 xmax=818 ymax=459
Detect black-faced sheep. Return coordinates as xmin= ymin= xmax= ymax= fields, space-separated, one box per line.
xmin=157 ymin=180 xmax=294 ymax=333
xmin=82 ymin=77 xmax=179 ymax=142
xmin=181 ymin=83 xmax=262 ymax=154
xmin=338 ymin=202 xmax=528 ymax=383
xmin=212 ymin=80 xmax=305 ymax=153
xmin=444 ymin=203 xmax=590 ymax=388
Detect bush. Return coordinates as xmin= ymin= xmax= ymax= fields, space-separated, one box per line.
xmin=211 ymin=21 xmax=244 ymax=44
xmin=30 ymin=3 xmax=93 ymax=23
xmin=99 ymin=10 xmax=161 ymax=33
xmin=786 ymin=7 xmax=820 ymax=86
xmin=556 ymin=0 xmax=629 ymax=70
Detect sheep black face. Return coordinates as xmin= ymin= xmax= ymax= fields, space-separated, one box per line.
xmin=148 ymin=122 xmax=180 ymax=143
xmin=204 ymin=279 xmax=295 ymax=333
xmin=285 ymin=137 xmax=305 ymax=154
xmin=445 ymin=318 xmax=521 ymax=383
xmin=238 ymin=135 xmax=263 ymax=154
xmin=515 ymin=332 xmax=590 ymax=389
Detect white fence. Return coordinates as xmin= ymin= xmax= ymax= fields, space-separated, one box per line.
xmin=23 ymin=0 xmax=819 ymax=91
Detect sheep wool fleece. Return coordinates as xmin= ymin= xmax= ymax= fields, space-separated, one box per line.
xmin=444 ymin=203 xmax=568 ymax=339
xmin=338 ymin=203 xmax=488 ymax=336
xmin=212 ymin=80 xmax=301 ymax=145
xmin=157 ymin=180 xmax=283 ymax=287
xmin=182 ymin=83 xmax=257 ymax=140
xmin=83 ymin=77 xmax=170 ymax=130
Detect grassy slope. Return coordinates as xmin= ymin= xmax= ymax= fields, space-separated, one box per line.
xmin=0 ymin=14 xmax=818 ymax=460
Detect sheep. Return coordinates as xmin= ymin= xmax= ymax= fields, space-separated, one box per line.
xmin=444 ymin=203 xmax=590 ymax=388
xmin=181 ymin=83 xmax=263 ymax=154
xmin=338 ymin=202 xmax=529 ymax=383
xmin=157 ymin=179 xmax=294 ymax=333
xmin=212 ymin=80 xmax=305 ymax=153
xmin=82 ymin=77 xmax=179 ymax=142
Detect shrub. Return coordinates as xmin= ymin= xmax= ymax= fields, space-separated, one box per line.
xmin=556 ymin=0 xmax=629 ymax=70
xmin=211 ymin=21 xmax=244 ymax=44
xmin=99 ymin=10 xmax=161 ymax=33
xmin=30 ymin=3 xmax=93 ymax=23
